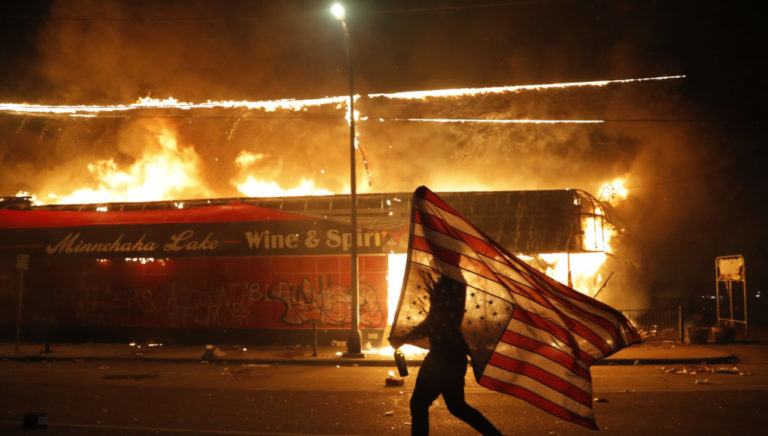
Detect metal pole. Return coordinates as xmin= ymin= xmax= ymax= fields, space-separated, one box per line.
xmin=743 ymin=262 xmax=748 ymax=337
xmin=312 ymin=321 xmax=318 ymax=357
xmin=728 ymin=281 xmax=734 ymax=326
xmin=341 ymin=19 xmax=363 ymax=357
xmin=15 ymin=269 xmax=25 ymax=353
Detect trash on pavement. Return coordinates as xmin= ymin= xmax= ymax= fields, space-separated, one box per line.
xmin=694 ymin=378 xmax=711 ymax=385
xmin=660 ymin=365 xmax=748 ymax=376
xmin=201 ymin=345 xmax=226 ymax=362
xmin=383 ymin=410 xmax=394 ymax=416
xmin=385 ymin=376 xmax=405 ymax=386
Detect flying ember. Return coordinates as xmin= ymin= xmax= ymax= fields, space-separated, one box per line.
xmin=0 ymin=75 xmax=685 ymax=117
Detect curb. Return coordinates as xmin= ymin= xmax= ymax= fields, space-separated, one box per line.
xmin=1 ymin=354 xmax=738 ymax=366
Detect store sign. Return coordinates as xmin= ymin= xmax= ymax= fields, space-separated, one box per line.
xmin=1 ymin=220 xmax=403 ymax=258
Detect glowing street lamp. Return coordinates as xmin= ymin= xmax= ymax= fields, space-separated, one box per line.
xmin=331 ymin=3 xmax=363 ymax=358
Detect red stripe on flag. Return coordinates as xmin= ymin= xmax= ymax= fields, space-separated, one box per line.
xmin=525 ymin=271 xmax=624 ymax=345
xmin=415 ymin=215 xmax=558 ymax=308
xmin=417 ymin=187 xmax=460 ymax=215
xmin=415 ymin=212 xmax=506 ymax=263
xmin=487 ymin=353 xmax=592 ymax=406
xmin=512 ymin=308 xmax=596 ymax=366
xmin=412 ymin=234 xmax=558 ymax=311
xmin=479 ymin=375 xmax=598 ymax=429
xmin=500 ymin=330 xmax=591 ymax=380
xmin=412 ymin=236 xmax=498 ymax=281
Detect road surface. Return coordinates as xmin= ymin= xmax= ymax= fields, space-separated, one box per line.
xmin=1 ymin=347 xmax=767 ymax=435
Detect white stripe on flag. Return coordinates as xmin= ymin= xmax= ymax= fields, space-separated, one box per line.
xmin=410 ymin=247 xmax=607 ymax=359
xmin=493 ymin=341 xmax=592 ymax=392
xmin=482 ymin=364 xmax=594 ymax=419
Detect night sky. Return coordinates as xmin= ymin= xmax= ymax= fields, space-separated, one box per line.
xmin=1 ymin=1 xmax=766 ymax=319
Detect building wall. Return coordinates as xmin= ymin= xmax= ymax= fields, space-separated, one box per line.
xmin=0 ymin=254 xmax=388 ymax=344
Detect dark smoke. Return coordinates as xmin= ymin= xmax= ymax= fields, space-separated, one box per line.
xmin=1 ymin=0 xmax=763 ymax=311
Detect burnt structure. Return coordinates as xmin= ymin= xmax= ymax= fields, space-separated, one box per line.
xmin=0 ymin=189 xmax=626 ymax=345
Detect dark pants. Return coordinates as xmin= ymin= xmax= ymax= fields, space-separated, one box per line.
xmin=410 ymin=351 xmax=502 ymax=436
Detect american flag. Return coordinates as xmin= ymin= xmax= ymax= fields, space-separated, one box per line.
xmin=389 ymin=186 xmax=641 ymax=429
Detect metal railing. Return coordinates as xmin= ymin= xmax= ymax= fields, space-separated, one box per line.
xmin=621 ymin=306 xmax=682 ymax=341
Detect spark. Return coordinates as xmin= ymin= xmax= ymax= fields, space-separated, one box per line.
xmin=0 ymin=95 xmax=347 ymax=116
xmin=0 ymin=75 xmax=685 ymax=116
xmin=368 ymin=117 xmax=604 ymax=124
xmin=368 ymin=75 xmax=686 ymax=100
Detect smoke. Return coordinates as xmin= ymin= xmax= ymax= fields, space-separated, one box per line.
xmin=1 ymin=0 xmax=744 ymax=307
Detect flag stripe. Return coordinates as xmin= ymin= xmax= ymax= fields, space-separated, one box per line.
xmin=487 ymin=352 xmax=592 ymax=406
xmin=524 ymin=270 xmax=625 ymax=345
xmin=481 ymin=364 xmax=593 ymax=418
xmin=410 ymin=245 xmax=607 ymax=360
xmin=503 ymin=317 xmax=583 ymax=366
xmin=415 ymin=213 xmax=627 ymax=352
xmin=478 ymin=375 xmax=598 ymax=430
xmin=500 ymin=330 xmax=591 ymax=380
xmin=492 ymin=342 xmax=591 ymax=394
xmin=511 ymin=306 xmax=597 ymax=366
xmin=410 ymin=243 xmax=607 ymax=362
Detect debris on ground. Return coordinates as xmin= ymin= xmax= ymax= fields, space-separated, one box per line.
xmin=385 ymin=376 xmax=405 ymax=386
xmin=201 ymin=345 xmax=226 ymax=362
xmin=658 ymin=365 xmax=750 ymax=376
xmin=694 ymin=378 xmax=711 ymax=385
xmin=383 ymin=410 xmax=395 ymax=416
xmin=593 ymin=397 xmax=608 ymax=403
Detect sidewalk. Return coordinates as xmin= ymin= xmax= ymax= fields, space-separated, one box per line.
xmin=0 ymin=340 xmax=738 ymax=366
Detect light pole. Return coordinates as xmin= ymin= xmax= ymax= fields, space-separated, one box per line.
xmin=332 ymin=3 xmax=363 ymax=358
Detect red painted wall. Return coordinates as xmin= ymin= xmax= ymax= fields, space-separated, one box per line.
xmin=0 ymin=255 xmax=388 ymax=331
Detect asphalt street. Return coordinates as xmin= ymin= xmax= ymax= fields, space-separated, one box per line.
xmin=1 ymin=347 xmax=767 ymax=436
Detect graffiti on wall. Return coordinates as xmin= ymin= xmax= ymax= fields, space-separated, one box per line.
xmin=266 ymin=276 xmax=384 ymax=327
xmin=65 ymin=275 xmax=385 ymax=329
xmin=4 ymin=256 xmax=388 ymax=330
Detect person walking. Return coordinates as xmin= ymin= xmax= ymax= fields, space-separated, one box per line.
xmin=390 ymin=274 xmax=503 ymax=436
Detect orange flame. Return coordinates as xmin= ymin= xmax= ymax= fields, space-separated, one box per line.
xmin=48 ymin=120 xmax=210 ymax=204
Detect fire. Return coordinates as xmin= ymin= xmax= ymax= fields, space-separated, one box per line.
xmin=0 ymin=95 xmax=347 ymax=116
xmin=15 ymin=191 xmax=42 ymax=206
xmin=368 ymin=117 xmax=604 ymax=124
xmin=0 ymin=75 xmax=685 ymax=117
xmin=514 ymin=196 xmax=618 ymax=298
xmin=49 ymin=120 xmax=210 ymax=204
xmin=235 ymin=177 xmax=333 ymax=197
xmin=234 ymin=151 xmax=265 ymax=167
xmin=599 ymin=178 xmax=628 ymax=205
xmin=232 ymin=150 xmax=333 ymax=197
xmin=368 ymin=75 xmax=685 ymax=100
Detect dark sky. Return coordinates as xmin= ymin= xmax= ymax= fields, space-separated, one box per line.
xmin=1 ymin=0 xmax=766 ymax=313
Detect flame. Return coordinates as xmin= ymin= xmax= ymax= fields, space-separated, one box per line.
xmin=235 ymin=177 xmax=333 ymax=197
xmin=15 ymin=191 xmax=42 ymax=206
xmin=599 ymin=178 xmax=628 ymax=205
xmin=387 ymin=253 xmax=408 ymax=325
xmin=367 ymin=75 xmax=685 ymax=100
xmin=234 ymin=151 xmax=265 ymax=167
xmin=0 ymin=75 xmax=685 ymax=117
xmin=49 ymin=120 xmax=210 ymax=204
xmin=367 ymin=117 xmax=604 ymax=124
xmin=0 ymin=95 xmax=347 ymax=116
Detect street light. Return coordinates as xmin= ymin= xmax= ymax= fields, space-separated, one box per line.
xmin=332 ymin=3 xmax=363 ymax=358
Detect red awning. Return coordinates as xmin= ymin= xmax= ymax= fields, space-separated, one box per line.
xmin=0 ymin=202 xmax=312 ymax=228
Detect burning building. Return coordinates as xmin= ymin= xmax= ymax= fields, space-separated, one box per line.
xmin=0 ymin=188 xmax=636 ymax=346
